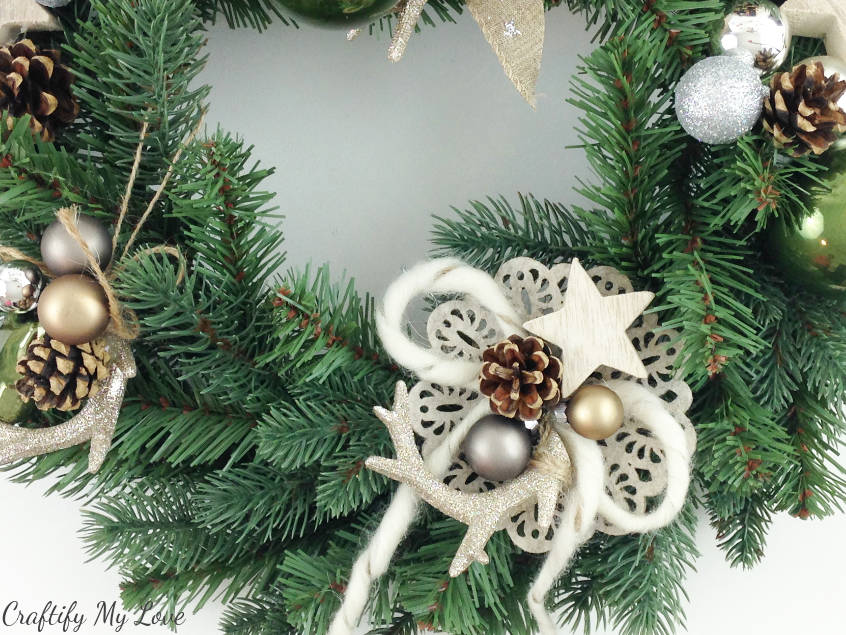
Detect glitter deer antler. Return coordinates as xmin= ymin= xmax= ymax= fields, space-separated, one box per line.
xmin=0 ymin=336 xmax=135 ymax=473
xmin=366 ymin=382 xmax=572 ymax=577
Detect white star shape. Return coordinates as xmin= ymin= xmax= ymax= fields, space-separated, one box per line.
xmin=522 ymin=259 xmax=654 ymax=398
xmin=0 ymin=1 xmax=61 ymax=46
xmin=782 ymin=0 xmax=846 ymax=63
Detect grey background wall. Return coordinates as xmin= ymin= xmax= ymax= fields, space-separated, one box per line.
xmin=1 ymin=8 xmax=844 ymax=634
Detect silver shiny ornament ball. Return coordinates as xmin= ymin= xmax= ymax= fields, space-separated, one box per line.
xmin=462 ymin=414 xmax=533 ymax=482
xmin=675 ymin=55 xmax=768 ymax=144
xmin=36 ymin=0 xmax=74 ymax=7
xmin=40 ymin=213 xmax=112 ymax=276
xmin=0 ymin=260 xmax=44 ymax=313
xmin=712 ymin=1 xmax=790 ymax=73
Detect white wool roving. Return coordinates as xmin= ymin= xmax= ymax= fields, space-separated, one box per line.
xmin=376 ymin=259 xmax=525 ymax=387
xmin=327 ymin=400 xmax=490 ymax=635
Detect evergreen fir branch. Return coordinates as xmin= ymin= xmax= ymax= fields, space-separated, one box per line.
xmin=82 ymin=478 xmax=222 ymax=571
xmin=431 ymin=195 xmax=590 ymax=272
xmin=656 ymin=222 xmax=766 ymax=387
xmin=84 ymin=478 xmax=285 ymax=614
xmin=706 ymin=490 xmax=772 ymax=568
xmin=553 ymin=504 xmax=698 ymax=635
xmin=565 ymin=0 xmax=723 ymax=77
xmin=196 ymin=0 xmax=294 ymax=29
xmin=196 ymin=465 xmax=316 ymax=544
xmin=392 ymin=521 xmax=526 ymax=635
xmin=549 ymin=537 xmax=609 ymax=634
xmin=117 ymin=255 xmax=282 ymax=414
xmin=68 ymin=0 xmax=208 ymax=190
xmin=0 ymin=115 xmax=117 ymax=236
xmin=166 ymin=131 xmax=284 ymax=305
xmin=314 ymin=439 xmax=391 ymax=518
xmin=774 ymin=392 xmax=846 ymax=519
xmin=569 ymin=35 xmax=687 ymax=280
xmin=603 ymin=503 xmax=698 ymax=635
xmin=705 ymin=136 xmax=827 ymax=229
xmin=220 ymin=597 xmax=293 ymax=635
xmin=261 ymin=265 xmax=397 ymax=383
xmin=695 ymin=368 xmax=796 ymax=498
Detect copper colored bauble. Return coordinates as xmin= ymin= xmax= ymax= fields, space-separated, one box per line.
xmin=37 ymin=275 xmax=110 ymax=345
xmin=565 ymin=384 xmax=624 ymax=441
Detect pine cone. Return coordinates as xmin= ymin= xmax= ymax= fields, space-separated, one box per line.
xmin=15 ymin=335 xmax=110 ymax=412
xmin=763 ymin=61 xmax=846 ymax=156
xmin=0 ymin=39 xmax=79 ymax=142
xmin=480 ymin=335 xmax=563 ymax=420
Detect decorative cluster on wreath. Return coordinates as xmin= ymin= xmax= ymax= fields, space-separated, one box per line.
xmin=329 ymin=257 xmax=697 ymax=635
xmin=674 ymin=0 xmax=846 ymax=155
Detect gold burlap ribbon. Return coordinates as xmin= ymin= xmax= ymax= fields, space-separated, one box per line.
xmin=388 ymin=0 xmax=545 ymax=106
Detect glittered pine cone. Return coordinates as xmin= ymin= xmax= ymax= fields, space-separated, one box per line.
xmin=763 ymin=61 xmax=846 ymax=156
xmin=15 ymin=335 xmax=110 ymax=412
xmin=480 ymin=335 xmax=563 ymax=420
xmin=0 ymin=39 xmax=79 ymax=142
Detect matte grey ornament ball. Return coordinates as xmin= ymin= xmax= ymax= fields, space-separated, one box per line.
xmin=0 ymin=260 xmax=44 ymax=313
xmin=712 ymin=1 xmax=790 ymax=73
xmin=675 ymin=55 xmax=768 ymax=144
xmin=40 ymin=213 xmax=112 ymax=276
xmin=462 ymin=414 xmax=533 ymax=482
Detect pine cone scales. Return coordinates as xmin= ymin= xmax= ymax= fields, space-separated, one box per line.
xmin=480 ymin=335 xmax=563 ymax=420
xmin=763 ymin=61 xmax=846 ymax=156
xmin=16 ymin=335 xmax=110 ymax=412
xmin=0 ymin=40 xmax=78 ymax=141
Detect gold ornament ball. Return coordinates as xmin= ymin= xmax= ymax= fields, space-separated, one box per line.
xmin=565 ymin=385 xmax=624 ymax=441
xmin=37 ymin=275 xmax=110 ymax=345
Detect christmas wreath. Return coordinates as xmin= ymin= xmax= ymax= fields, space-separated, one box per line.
xmin=0 ymin=1 xmax=844 ymax=634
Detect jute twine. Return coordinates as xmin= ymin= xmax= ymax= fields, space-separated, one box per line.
xmin=529 ymin=417 xmax=574 ymax=488
xmin=0 ymin=113 xmax=204 ymax=340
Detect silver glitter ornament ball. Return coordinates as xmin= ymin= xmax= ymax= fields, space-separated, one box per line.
xmin=40 ymin=213 xmax=112 ymax=276
xmin=462 ymin=414 xmax=533 ymax=482
xmin=675 ymin=56 xmax=767 ymax=144
xmin=0 ymin=260 xmax=44 ymax=313
xmin=712 ymin=1 xmax=790 ymax=73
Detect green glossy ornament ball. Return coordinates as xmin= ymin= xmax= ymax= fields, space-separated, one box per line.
xmin=278 ymin=0 xmax=398 ymax=28
xmin=0 ymin=317 xmax=39 ymax=423
xmin=766 ymin=155 xmax=846 ymax=298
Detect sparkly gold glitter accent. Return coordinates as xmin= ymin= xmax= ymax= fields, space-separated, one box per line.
xmin=0 ymin=336 xmax=135 ymax=473
xmin=387 ymin=0 xmax=427 ymax=62
xmin=387 ymin=0 xmax=544 ymax=105
xmin=366 ymin=382 xmax=572 ymax=577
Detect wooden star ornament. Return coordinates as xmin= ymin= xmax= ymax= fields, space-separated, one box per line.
xmin=522 ymin=259 xmax=654 ymax=398
xmin=0 ymin=0 xmax=61 ymax=46
xmin=782 ymin=0 xmax=846 ymax=63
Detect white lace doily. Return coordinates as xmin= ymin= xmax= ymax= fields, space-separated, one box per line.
xmin=407 ymin=258 xmax=695 ymax=551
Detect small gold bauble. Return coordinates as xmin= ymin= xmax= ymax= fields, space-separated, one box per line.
xmin=37 ymin=275 xmax=110 ymax=345
xmin=565 ymin=384 xmax=624 ymax=441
